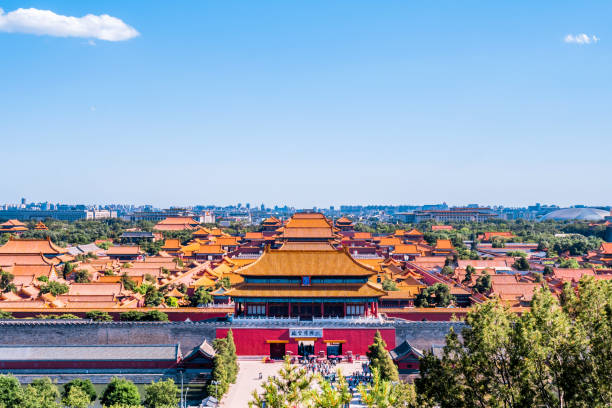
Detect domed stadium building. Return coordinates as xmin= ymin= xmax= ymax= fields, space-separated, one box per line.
xmin=541 ymin=207 xmax=609 ymax=222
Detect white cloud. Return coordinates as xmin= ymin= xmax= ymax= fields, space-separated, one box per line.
xmin=564 ymin=33 xmax=599 ymax=44
xmin=0 ymin=7 xmax=139 ymax=41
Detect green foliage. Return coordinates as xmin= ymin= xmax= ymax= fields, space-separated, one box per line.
xmin=37 ymin=275 xmax=49 ymax=283
xmin=462 ymin=265 xmax=475 ymax=284
xmin=100 ymin=377 xmax=140 ymax=407
xmin=309 ymin=371 xmax=352 ymax=408
xmin=143 ymin=379 xmax=179 ymax=408
xmin=19 ymin=218 xmax=132 ymax=247
xmin=543 ymin=265 xmax=554 ymax=275
xmin=473 ymin=272 xmax=491 ymax=294
xmin=415 ymin=283 xmax=453 ymax=307
xmin=22 ymin=377 xmax=60 ymax=408
xmin=358 ymin=367 xmax=417 ymax=408
xmin=97 ymin=241 xmax=112 ymax=250
xmin=0 ymin=310 xmax=14 ymax=319
xmin=366 ymin=331 xmax=398 ymax=382
xmin=63 ymin=262 xmax=75 ymax=279
xmin=139 ymin=240 xmax=163 ymax=256
xmin=0 ymin=269 xmax=15 ymax=293
xmin=416 ymin=279 xmax=612 ymax=408
xmin=249 ymin=357 xmax=313 ymax=408
xmin=558 ymin=258 xmax=581 ymax=269
xmin=73 ymin=270 xmax=91 ymax=283
xmin=85 ymin=310 xmax=113 ymax=322
xmin=62 ymin=385 xmax=91 ymax=408
xmin=119 ymin=310 xmax=169 ymax=322
xmin=0 ymin=374 xmax=23 ymax=408
xmin=441 ymin=265 xmax=454 ymax=276
xmin=144 ymin=286 xmax=164 ymax=307
xmin=119 ymin=311 xmax=145 ymax=321
xmin=506 ymin=250 xmax=527 ymax=257
xmin=121 ymin=273 xmax=137 ymax=292
xmin=381 ymin=279 xmax=398 ymax=291
xmin=215 ymin=276 xmax=231 ymax=290
xmin=208 ymin=330 xmax=238 ymax=400
xmin=36 ymin=313 xmax=81 ymax=319
xmin=39 ymin=281 xmax=69 ymax=296
xmin=62 ymin=378 xmax=97 ymax=404
xmin=165 ymin=296 xmax=179 ymax=308
xmin=512 ymin=256 xmax=530 ymax=271
xmin=190 ymin=286 xmax=213 ymax=306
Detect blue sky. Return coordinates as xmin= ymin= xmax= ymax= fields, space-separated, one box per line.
xmin=0 ymin=1 xmax=610 ymax=208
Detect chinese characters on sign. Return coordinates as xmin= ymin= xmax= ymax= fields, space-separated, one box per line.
xmin=289 ymin=328 xmax=323 ymax=338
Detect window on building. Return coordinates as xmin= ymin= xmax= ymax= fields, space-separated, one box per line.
xmin=346 ymin=304 xmax=364 ymax=316
xmin=302 ymin=276 xmax=311 ymax=286
xmin=247 ymin=304 xmax=266 ymax=316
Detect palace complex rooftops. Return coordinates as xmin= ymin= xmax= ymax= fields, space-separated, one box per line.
xmin=0 ymin=237 xmax=66 ymax=255
xmin=234 ymin=246 xmax=377 ymax=277
xmin=153 ymin=216 xmax=200 ymax=231
xmin=0 ymin=219 xmax=28 ymax=233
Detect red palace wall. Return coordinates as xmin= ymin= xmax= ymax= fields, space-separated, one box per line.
xmin=217 ymin=327 xmax=396 ymax=357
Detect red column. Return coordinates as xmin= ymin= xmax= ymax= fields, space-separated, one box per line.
xmin=343 ymin=303 xmax=347 ymax=318
xmin=320 ymin=302 xmax=324 ymax=317
xmin=244 ymin=302 xmax=248 ymax=316
xmin=288 ymin=302 xmax=292 ymax=317
xmin=266 ymin=302 xmax=270 ymax=317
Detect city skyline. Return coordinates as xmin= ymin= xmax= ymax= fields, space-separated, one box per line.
xmin=1 ymin=1 xmax=610 ymax=207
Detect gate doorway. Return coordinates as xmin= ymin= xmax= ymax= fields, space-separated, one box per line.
xmin=326 ymin=343 xmax=342 ymax=357
xmin=269 ymin=343 xmax=285 ymax=360
xmin=298 ymin=341 xmax=315 ymax=358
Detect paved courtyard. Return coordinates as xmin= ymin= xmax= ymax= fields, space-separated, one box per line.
xmin=222 ymin=359 xmax=368 ymax=407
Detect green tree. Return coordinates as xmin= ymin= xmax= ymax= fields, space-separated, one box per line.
xmin=39 ymin=281 xmax=69 ymax=296
xmin=0 ymin=310 xmax=13 ymax=319
xmin=207 ymin=330 xmax=238 ymax=400
xmin=190 ymin=287 xmax=213 ymax=306
xmin=62 ymin=384 xmax=91 ymax=408
xmin=512 ymin=256 xmax=530 ymax=271
xmin=121 ymin=273 xmax=137 ymax=292
xmin=309 ymin=372 xmax=351 ymax=408
xmin=366 ymin=331 xmax=398 ymax=382
xmin=143 ymin=379 xmax=179 ymax=408
xmin=142 ymin=310 xmax=169 ymax=321
xmin=415 ymin=283 xmax=453 ymax=307
xmin=558 ymin=258 xmax=580 ymax=269
xmin=215 ymin=276 xmax=231 ymax=290
xmin=22 ymin=377 xmax=60 ymax=408
xmin=85 ymin=310 xmax=113 ymax=322
xmin=249 ymin=357 xmax=313 ymax=408
xmin=358 ymin=367 xmax=417 ymax=408
xmin=226 ymin=329 xmax=238 ymax=383
xmin=416 ymin=279 xmax=612 ymax=408
xmin=62 ymin=379 xmax=97 ymax=404
xmin=119 ymin=311 xmax=145 ymax=321
xmin=0 ymin=374 xmax=23 ymax=408
xmin=144 ymin=286 xmax=164 ymax=307
xmin=462 ymin=265 xmax=475 ymax=284
xmin=381 ymin=279 xmax=398 ymax=291
xmin=543 ymin=265 xmax=554 ymax=275
xmin=165 ymin=296 xmax=179 ymax=308
xmin=0 ymin=269 xmax=15 ymax=293
xmin=441 ymin=265 xmax=454 ymax=276
xmin=100 ymin=377 xmax=140 ymax=407
xmin=473 ymin=272 xmax=491 ymax=294
xmin=73 ymin=270 xmax=91 ymax=283
xmin=63 ymin=261 xmax=74 ymax=280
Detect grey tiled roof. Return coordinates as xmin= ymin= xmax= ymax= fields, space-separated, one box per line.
xmin=0 ymin=344 xmax=180 ymax=361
